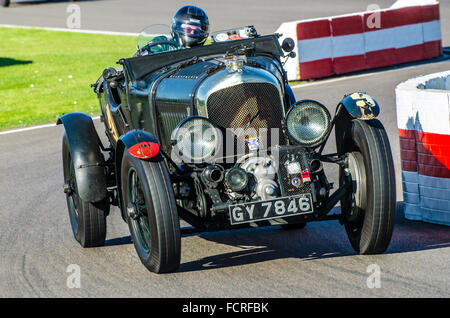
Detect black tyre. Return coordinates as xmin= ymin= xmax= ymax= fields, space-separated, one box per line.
xmin=339 ymin=119 xmax=396 ymax=254
xmin=1 ymin=0 xmax=10 ymax=8
xmin=281 ymin=222 xmax=307 ymax=230
xmin=121 ymin=151 xmax=181 ymax=273
xmin=62 ymin=135 xmax=108 ymax=247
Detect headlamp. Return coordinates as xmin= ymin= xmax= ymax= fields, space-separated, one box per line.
xmin=171 ymin=116 xmax=221 ymax=163
xmin=285 ymin=100 xmax=331 ymax=148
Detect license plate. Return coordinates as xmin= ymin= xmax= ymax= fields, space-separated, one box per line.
xmin=228 ymin=194 xmax=313 ymax=225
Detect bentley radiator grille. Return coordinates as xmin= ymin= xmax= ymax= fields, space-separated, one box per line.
xmin=206 ymin=82 xmax=285 ymax=150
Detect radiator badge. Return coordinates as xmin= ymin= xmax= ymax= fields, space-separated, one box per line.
xmin=247 ymin=137 xmax=259 ymax=152
xmin=291 ymin=177 xmax=302 ymax=188
xmin=225 ymin=55 xmax=246 ymax=73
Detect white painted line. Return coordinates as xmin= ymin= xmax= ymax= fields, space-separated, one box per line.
xmin=0 ymin=24 xmax=138 ymax=36
xmin=291 ymin=72 xmax=385 ymax=89
xmin=0 ymin=123 xmax=56 ymax=135
xmin=332 ymin=33 xmax=365 ymax=58
xmin=394 ymin=24 xmax=424 ymax=49
xmin=0 ymin=116 xmax=100 ymax=135
xmin=298 ymin=37 xmax=333 ymax=63
xmin=423 ymin=20 xmax=442 ymax=42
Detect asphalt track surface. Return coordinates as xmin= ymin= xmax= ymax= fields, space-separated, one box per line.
xmin=0 ymin=0 xmax=449 ymax=298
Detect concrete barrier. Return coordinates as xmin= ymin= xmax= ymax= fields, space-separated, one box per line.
xmin=276 ymin=0 xmax=442 ymax=81
xmin=396 ymin=70 xmax=450 ymax=226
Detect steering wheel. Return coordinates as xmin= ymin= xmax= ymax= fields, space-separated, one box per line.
xmin=140 ymin=40 xmax=180 ymax=55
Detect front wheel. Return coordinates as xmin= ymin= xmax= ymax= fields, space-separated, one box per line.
xmin=121 ymin=151 xmax=181 ymax=273
xmin=339 ymin=119 xmax=396 ymax=254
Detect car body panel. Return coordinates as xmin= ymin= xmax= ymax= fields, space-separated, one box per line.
xmin=57 ymin=112 xmax=108 ymax=203
xmin=340 ymin=92 xmax=380 ymax=120
xmin=85 ymin=30 xmax=359 ymax=228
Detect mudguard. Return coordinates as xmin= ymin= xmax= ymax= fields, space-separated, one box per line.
xmin=118 ymin=130 xmax=160 ymax=159
xmin=339 ymin=92 xmax=380 ymax=120
xmin=115 ymin=130 xmax=162 ymax=217
xmin=57 ymin=112 xmax=108 ymax=203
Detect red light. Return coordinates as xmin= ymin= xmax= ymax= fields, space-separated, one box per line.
xmin=128 ymin=142 xmax=160 ymax=159
xmin=301 ymin=171 xmax=311 ymax=184
xmin=228 ymin=34 xmax=242 ymax=40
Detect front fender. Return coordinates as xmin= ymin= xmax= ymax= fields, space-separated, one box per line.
xmin=339 ymin=92 xmax=380 ymax=120
xmin=114 ymin=130 xmax=162 ymax=218
xmin=57 ymin=112 xmax=108 ymax=203
xmin=118 ymin=130 xmax=160 ymax=157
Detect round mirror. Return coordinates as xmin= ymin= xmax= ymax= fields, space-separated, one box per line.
xmin=281 ymin=37 xmax=295 ymax=53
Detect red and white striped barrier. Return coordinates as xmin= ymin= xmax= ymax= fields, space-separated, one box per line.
xmin=396 ymin=71 xmax=450 ymax=226
xmin=276 ymin=0 xmax=442 ymax=81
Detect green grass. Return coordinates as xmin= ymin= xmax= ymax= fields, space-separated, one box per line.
xmin=0 ymin=27 xmax=136 ymax=131
xmin=0 ymin=27 xmax=309 ymax=131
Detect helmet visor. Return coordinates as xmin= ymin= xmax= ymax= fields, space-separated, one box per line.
xmin=174 ymin=20 xmax=207 ymax=38
xmin=181 ymin=23 xmax=201 ymax=36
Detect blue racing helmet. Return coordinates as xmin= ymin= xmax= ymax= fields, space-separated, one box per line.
xmin=171 ymin=5 xmax=209 ymax=48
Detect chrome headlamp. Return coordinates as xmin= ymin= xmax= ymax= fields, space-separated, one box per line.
xmin=285 ymin=100 xmax=331 ymax=148
xmin=171 ymin=116 xmax=221 ymax=163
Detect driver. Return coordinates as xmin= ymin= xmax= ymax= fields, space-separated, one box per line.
xmin=135 ymin=5 xmax=209 ymax=56
xmin=171 ymin=5 xmax=209 ymax=48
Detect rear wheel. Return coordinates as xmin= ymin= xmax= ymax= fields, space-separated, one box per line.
xmin=62 ymin=135 xmax=108 ymax=247
xmin=339 ymin=119 xmax=396 ymax=254
xmin=1 ymin=0 xmax=10 ymax=8
xmin=121 ymin=151 xmax=181 ymax=273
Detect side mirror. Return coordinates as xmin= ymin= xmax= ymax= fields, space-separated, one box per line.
xmin=281 ymin=37 xmax=295 ymax=53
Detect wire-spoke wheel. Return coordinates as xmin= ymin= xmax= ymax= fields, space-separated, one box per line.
xmin=121 ymin=151 xmax=181 ymax=273
xmin=127 ymin=168 xmax=152 ymax=253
